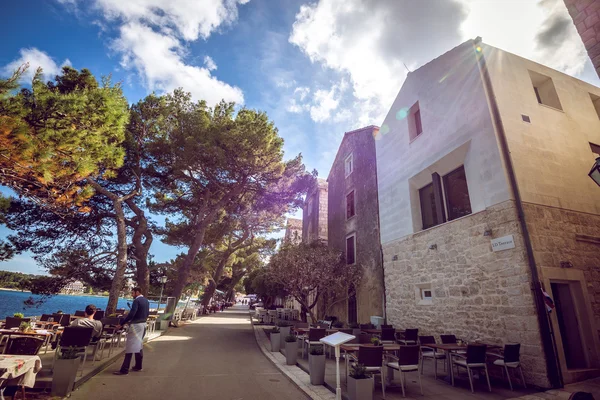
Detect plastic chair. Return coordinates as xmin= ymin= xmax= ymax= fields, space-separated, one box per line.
xmin=418 ymin=335 xmax=446 ymax=379
xmin=4 ymin=337 xmax=44 ymax=355
xmin=386 ymin=345 xmax=422 ymax=397
xmin=451 ymin=344 xmax=491 ymax=393
xmin=488 ymin=343 xmax=526 ymax=390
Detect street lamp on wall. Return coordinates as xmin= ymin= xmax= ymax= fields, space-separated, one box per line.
xmin=589 ymin=157 xmax=600 ymax=187
xmin=158 ymin=276 xmax=167 ymax=312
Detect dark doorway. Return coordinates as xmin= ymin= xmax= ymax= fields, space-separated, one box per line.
xmin=551 ymin=282 xmax=587 ymax=369
xmin=348 ymin=285 xmax=357 ymax=324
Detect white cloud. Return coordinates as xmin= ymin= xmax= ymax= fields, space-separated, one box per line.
xmin=113 ymin=22 xmax=243 ymax=104
xmin=2 ymin=48 xmax=71 ymax=82
xmin=294 ymin=86 xmax=310 ymax=101
xmin=309 ymin=81 xmax=346 ymax=122
xmin=204 ymin=55 xmax=217 ymax=71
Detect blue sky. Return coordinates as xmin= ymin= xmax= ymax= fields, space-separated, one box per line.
xmin=2 ymin=0 xmax=600 ymax=274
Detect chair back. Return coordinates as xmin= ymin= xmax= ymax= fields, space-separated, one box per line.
xmin=40 ymin=314 xmax=51 ymax=322
xmin=4 ymin=317 xmax=30 ymax=329
xmin=5 ymin=337 xmax=44 ymax=355
xmin=358 ymin=346 xmax=384 ymax=367
xmin=102 ymin=317 xmax=121 ymax=327
xmin=74 ymin=310 xmax=86 ymax=317
xmin=466 ymin=344 xmax=487 ymax=364
xmin=398 ymin=345 xmax=420 ymax=366
xmin=358 ymin=334 xmax=372 ymax=344
xmin=359 ymin=324 xmax=372 ymax=330
xmin=504 ymin=343 xmax=521 ymax=363
xmin=308 ymin=328 xmax=327 ymax=341
xmin=294 ymin=321 xmax=309 ymax=329
xmin=419 ymin=335 xmax=436 ymax=345
xmin=339 ymin=329 xmax=353 ymax=334
xmin=440 ymin=334 xmax=457 ymax=344
xmin=381 ymin=324 xmax=393 ymax=329
xmin=93 ymin=310 xmax=105 ymax=321
xmin=60 ymin=326 xmax=94 ymax=347
xmin=404 ymin=328 xmax=418 ymax=341
xmin=381 ymin=328 xmax=396 ymax=341
xmin=318 ymin=321 xmax=332 ymax=329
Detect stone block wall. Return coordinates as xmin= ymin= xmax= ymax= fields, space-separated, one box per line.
xmin=564 ymin=0 xmax=600 ymax=77
xmin=383 ymin=200 xmax=550 ymax=387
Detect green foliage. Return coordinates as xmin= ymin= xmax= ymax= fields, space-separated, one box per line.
xmin=19 ymin=321 xmax=31 ymax=332
xmin=309 ymin=345 xmax=324 ymax=356
xmin=370 ymin=337 xmax=382 ymax=346
xmin=349 ymin=363 xmax=370 ymax=379
xmin=0 ymin=271 xmax=35 ymax=290
xmin=284 ymin=334 xmax=297 ymax=343
xmin=13 ymin=312 xmax=24 ymax=318
xmin=0 ymin=65 xmax=129 ymax=211
xmin=58 ymin=346 xmax=80 ymax=360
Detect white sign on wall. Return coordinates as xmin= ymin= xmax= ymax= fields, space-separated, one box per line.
xmin=491 ymin=235 xmax=515 ymax=252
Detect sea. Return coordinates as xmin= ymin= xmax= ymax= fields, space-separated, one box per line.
xmin=0 ymin=289 xmax=162 ymax=318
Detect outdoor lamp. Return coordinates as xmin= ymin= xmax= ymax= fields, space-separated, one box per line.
xmin=158 ymin=275 xmax=168 ymax=311
xmin=589 ymin=157 xmax=600 ymax=187
xmin=159 ymin=276 xmax=168 ymax=284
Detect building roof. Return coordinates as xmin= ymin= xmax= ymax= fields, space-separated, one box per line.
xmin=326 ymin=125 xmax=380 ymax=181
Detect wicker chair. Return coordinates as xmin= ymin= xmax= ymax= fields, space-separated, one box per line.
xmin=418 ymin=335 xmax=446 ymax=379
xmin=451 ymin=344 xmax=491 ymax=393
xmin=487 ymin=343 xmax=526 ymax=390
xmin=4 ymin=336 xmax=44 ymax=355
xmin=385 ymin=345 xmax=422 ymax=397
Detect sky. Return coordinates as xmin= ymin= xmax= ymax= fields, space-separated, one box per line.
xmin=1 ymin=0 xmax=599 ymax=274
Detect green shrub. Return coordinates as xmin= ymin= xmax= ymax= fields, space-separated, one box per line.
xmin=13 ymin=313 xmax=24 ymax=318
xmin=309 ymin=345 xmax=324 ymax=355
xmin=18 ymin=322 xmax=31 ymax=332
xmin=284 ymin=334 xmax=297 ymax=343
xmin=370 ymin=337 xmax=382 ymax=346
xmin=349 ymin=363 xmax=370 ymax=379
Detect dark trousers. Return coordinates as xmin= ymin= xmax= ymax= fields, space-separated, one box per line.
xmin=120 ymin=349 xmax=143 ymax=372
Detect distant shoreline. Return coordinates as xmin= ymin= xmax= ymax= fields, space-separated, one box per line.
xmin=0 ymin=288 xmax=111 ymax=297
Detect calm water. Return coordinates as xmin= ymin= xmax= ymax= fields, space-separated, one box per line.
xmin=0 ymin=289 xmax=162 ymax=317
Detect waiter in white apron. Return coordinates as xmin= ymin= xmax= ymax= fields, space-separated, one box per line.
xmin=114 ymin=287 xmax=150 ymax=375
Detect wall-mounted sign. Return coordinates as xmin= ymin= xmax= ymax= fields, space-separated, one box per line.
xmin=491 ymin=235 xmax=515 ymax=252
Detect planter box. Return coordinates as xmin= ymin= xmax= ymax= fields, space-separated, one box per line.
xmin=285 ymin=341 xmax=298 ymax=365
xmin=279 ymin=326 xmax=291 ymax=349
xmin=347 ymin=375 xmax=374 ymax=400
xmin=159 ymin=320 xmax=169 ymax=330
xmin=308 ymin=353 xmax=325 ymax=385
xmin=51 ymin=358 xmax=80 ymax=397
xmin=270 ymin=332 xmax=281 ymax=352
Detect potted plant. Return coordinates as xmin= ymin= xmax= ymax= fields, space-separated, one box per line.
xmin=51 ymin=347 xmax=81 ymax=397
xmin=18 ymin=322 xmax=33 ymax=333
xmin=308 ymin=345 xmax=326 ymax=385
xmin=349 ymin=322 xmax=361 ymax=336
xmin=332 ymin=321 xmax=344 ymax=329
xmin=284 ymin=335 xmax=298 ymax=365
xmin=270 ymin=327 xmax=281 ymax=352
xmin=13 ymin=312 xmax=24 ymax=319
xmin=347 ymin=363 xmax=374 ymax=400
xmin=277 ymin=321 xmax=291 ymax=349
xmin=370 ymin=337 xmax=382 ymax=347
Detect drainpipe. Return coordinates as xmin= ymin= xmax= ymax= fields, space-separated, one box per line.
xmin=472 ymin=37 xmax=563 ymax=388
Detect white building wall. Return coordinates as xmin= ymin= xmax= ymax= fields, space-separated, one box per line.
xmin=376 ymin=41 xmax=511 ymax=244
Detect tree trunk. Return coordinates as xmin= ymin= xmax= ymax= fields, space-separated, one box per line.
xmin=106 ymin=200 xmax=128 ymax=315
xmin=168 ymin=226 xmax=206 ymax=314
xmin=127 ymin=199 xmax=152 ymax=296
xmin=201 ymin=252 xmax=232 ymax=307
xmin=135 ymin=257 xmax=149 ymax=297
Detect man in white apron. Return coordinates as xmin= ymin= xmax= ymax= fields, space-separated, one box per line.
xmin=114 ymin=287 xmax=150 ymax=375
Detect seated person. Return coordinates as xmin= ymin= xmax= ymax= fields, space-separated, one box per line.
xmin=70 ymin=304 xmax=103 ymax=340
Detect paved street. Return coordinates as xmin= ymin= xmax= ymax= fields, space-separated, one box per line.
xmin=70 ymin=305 xmax=309 ymax=400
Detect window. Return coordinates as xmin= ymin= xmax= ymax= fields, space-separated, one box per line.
xmin=421 ymin=288 xmax=432 ymax=300
xmin=408 ymin=102 xmax=423 ymax=141
xmin=346 ymin=190 xmax=355 ymax=219
xmin=415 ymin=283 xmax=432 ymax=305
xmin=418 ymin=165 xmax=472 ymax=230
xmin=345 ymin=154 xmax=353 ymax=177
xmin=346 ymin=235 xmax=356 ymax=265
xmin=591 ymin=143 xmax=600 ymax=158
xmin=590 ymin=93 xmax=600 ymax=120
xmin=443 ymin=166 xmax=472 ymax=221
xmin=528 ymin=70 xmax=562 ymax=110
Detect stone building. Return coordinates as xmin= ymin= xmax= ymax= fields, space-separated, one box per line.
xmin=61 ymin=280 xmax=85 ymax=294
xmin=376 ymin=37 xmax=600 ymax=388
xmin=302 ymin=178 xmax=328 ymax=243
xmin=326 ymin=126 xmax=384 ymax=324
xmin=284 ymin=218 xmax=302 ymax=245
xmin=564 ymin=0 xmax=600 ymax=78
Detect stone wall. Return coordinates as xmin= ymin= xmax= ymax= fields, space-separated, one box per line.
xmin=383 ymin=200 xmax=550 ymax=387
xmin=302 ymin=180 xmax=328 ymax=243
xmin=564 ymin=0 xmax=600 ymax=78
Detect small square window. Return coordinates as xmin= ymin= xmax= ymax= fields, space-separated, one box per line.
xmin=346 ymin=190 xmax=355 ymax=219
xmin=528 ymin=70 xmax=562 ymax=110
xmin=345 ymin=154 xmax=353 ymax=177
xmin=421 ymin=289 xmax=432 ymax=300
xmin=415 ymin=283 xmax=432 ymax=305
xmin=346 ymin=235 xmax=356 ymax=265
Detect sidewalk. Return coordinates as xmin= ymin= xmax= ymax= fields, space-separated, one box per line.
xmin=69 ymin=305 xmax=309 ymax=400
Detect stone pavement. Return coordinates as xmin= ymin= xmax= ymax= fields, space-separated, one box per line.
xmin=69 ymin=305 xmax=309 ymax=400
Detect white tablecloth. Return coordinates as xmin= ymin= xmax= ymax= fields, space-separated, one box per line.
xmin=0 ymin=355 xmax=42 ymax=388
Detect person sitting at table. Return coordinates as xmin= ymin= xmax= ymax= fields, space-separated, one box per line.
xmin=70 ymin=304 xmax=102 ymax=339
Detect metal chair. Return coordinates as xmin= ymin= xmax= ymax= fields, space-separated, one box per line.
xmin=52 ymin=326 xmax=94 ymax=377
xmin=451 ymin=344 xmax=491 ymax=393
xmin=93 ymin=310 xmax=105 ymax=321
xmin=74 ymin=311 xmax=86 ymax=317
xmin=380 ymin=328 xmax=396 ymax=344
xmin=4 ymin=337 xmax=44 ymax=355
xmin=385 ymin=345 xmax=422 ymax=397
xmin=347 ymin=346 xmax=385 ymax=398
xmin=488 ymin=343 xmax=526 ymax=390
xmin=381 ymin=324 xmax=394 ymax=329
xmin=358 ymin=334 xmax=373 ymax=344
xmin=398 ymin=328 xmax=418 ymax=345
xmin=4 ymin=317 xmax=30 ymax=329
xmin=418 ymin=335 xmax=446 ymax=379
xmin=303 ymin=328 xmax=326 ymax=358
xmin=440 ymin=334 xmax=458 ymax=344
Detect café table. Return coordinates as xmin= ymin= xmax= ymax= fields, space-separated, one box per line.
xmin=0 ymin=329 xmax=55 ymax=355
xmin=0 ymin=354 xmax=42 ymax=399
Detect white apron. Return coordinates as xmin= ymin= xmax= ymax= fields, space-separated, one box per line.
xmin=125 ymin=322 xmax=145 ymax=353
